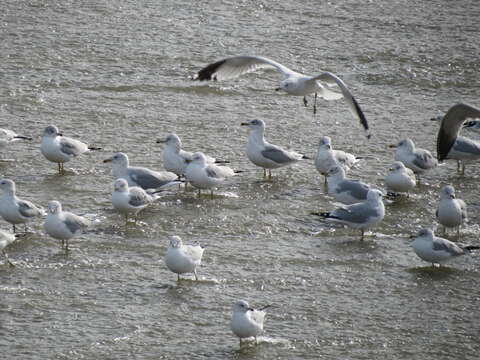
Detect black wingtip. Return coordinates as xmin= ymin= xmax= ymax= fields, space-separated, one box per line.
xmin=88 ymin=146 xmax=102 ymax=151
xmin=192 ymin=59 xmax=227 ymax=81
xmin=310 ymin=211 xmax=330 ymax=218
xmin=14 ymin=135 xmax=33 ymax=141
xmin=351 ymin=96 xmax=370 ymax=138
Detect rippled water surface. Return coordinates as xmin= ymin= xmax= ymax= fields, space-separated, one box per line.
xmin=1 ymin=0 xmax=480 ymax=359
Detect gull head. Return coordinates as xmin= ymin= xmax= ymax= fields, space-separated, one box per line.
xmin=157 ymin=134 xmax=181 ymax=148
xmin=113 ymin=178 xmax=129 ymax=192
xmin=326 ymin=165 xmax=345 ymax=179
xmin=319 ymin=136 xmax=332 ymax=149
xmin=191 ymin=152 xmax=208 ymax=165
xmin=169 ymin=235 xmax=183 ymax=248
xmin=389 ymin=161 xmax=406 ymax=172
xmin=47 ymin=200 xmax=62 ymax=214
xmin=367 ymin=188 xmax=383 ymax=201
xmin=103 ymin=152 xmax=129 ymax=167
xmin=0 ymin=179 xmax=16 ymax=193
xmin=43 ymin=125 xmax=62 ymax=138
xmin=392 ymin=138 xmax=415 ymax=152
xmin=276 ymin=78 xmax=296 ymax=93
xmin=440 ymin=185 xmax=456 ymax=199
xmin=412 ymin=228 xmax=434 ymax=242
xmin=241 ymin=119 xmax=265 ymax=131
xmin=233 ymin=300 xmax=252 ymax=313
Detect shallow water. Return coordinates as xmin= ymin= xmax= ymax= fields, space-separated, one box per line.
xmin=1 ymin=0 xmax=480 ymax=359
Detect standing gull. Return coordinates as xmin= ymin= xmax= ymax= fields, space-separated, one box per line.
xmin=41 ymin=125 xmax=101 ymax=174
xmin=0 ymin=230 xmax=18 ymax=267
xmin=0 ymin=179 xmax=44 ymax=233
xmin=111 ymin=178 xmax=161 ymax=223
xmin=436 ymin=185 xmax=467 ymax=236
xmin=325 ymin=165 xmax=371 ymax=205
xmin=315 ymin=136 xmax=358 ymax=183
xmin=230 ymin=300 xmax=270 ymax=346
xmin=184 ymin=152 xmax=236 ymax=198
xmin=384 ymin=161 xmax=416 ymax=195
xmin=103 ymin=152 xmax=179 ymax=191
xmin=390 ymin=138 xmax=437 ymax=173
xmin=241 ymin=119 xmax=308 ymax=179
xmin=192 ymin=55 xmax=370 ymax=137
xmin=43 ymin=200 xmax=90 ymax=251
xmin=313 ymin=188 xmax=385 ymax=241
xmin=164 ymin=236 xmax=204 ymax=281
xmin=436 ymin=103 xmax=480 ymax=174
xmin=410 ymin=228 xmax=479 ymax=266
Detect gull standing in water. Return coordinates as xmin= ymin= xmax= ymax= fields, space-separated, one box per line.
xmin=43 ymin=200 xmax=90 ymax=251
xmin=390 ymin=138 xmax=437 ymax=173
xmin=241 ymin=119 xmax=308 ymax=179
xmin=410 ymin=228 xmax=479 ymax=266
xmin=315 ymin=136 xmax=358 ymax=183
xmin=192 ymin=55 xmax=370 ymax=138
xmin=384 ymin=161 xmax=416 ymax=196
xmin=111 ymin=178 xmax=161 ymax=223
xmin=436 ymin=185 xmax=467 ymax=237
xmin=0 ymin=128 xmax=32 ymax=161
xmin=103 ymin=152 xmax=179 ymax=191
xmin=164 ymin=236 xmax=204 ymax=281
xmin=325 ymin=165 xmax=372 ymax=204
xmin=0 ymin=179 xmax=44 ymax=233
xmin=0 ymin=230 xmax=18 ymax=267
xmin=313 ymin=188 xmax=385 ymax=241
xmin=230 ymin=300 xmax=270 ymax=346
xmin=184 ymin=152 xmax=236 ymax=198
xmin=436 ymin=103 xmax=480 ymax=174
xmin=41 ymin=125 xmax=101 ymax=174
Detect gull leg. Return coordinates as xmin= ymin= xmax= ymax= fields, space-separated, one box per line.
xmin=461 ymin=162 xmax=465 ymax=175
xmin=263 ymin=168 xmax=266 ymax=178
xmin=12 ymin=224 xmax=16 ymax=233
xmin=177 ymin=273 xmax=180 ymax=281
xmin=313 ymin=92 xmax=318 ymax=114
xmin=360 ymin=229 xmax=364 ymax=241
xmin=194 ymin=269 xmax=199 ymax=281
xmin=210 ymin=190 xmax=214 ymax=199
xmin=58 ymin=162 xmax=61 ymax=174
xmin=268 ymin=169 xmax=272 ymax=180
xmin=303 ymin=96 xmax=308 ymax=107
xmin=197 ymin=189 xmax=201 ymax=197
xmin=65 ymin=239 xmax=69 ymax=253
xmin=3 ymin=251 xmax=14 ymax=267
xmin=255 ymin=336 xmax=258 ymax=345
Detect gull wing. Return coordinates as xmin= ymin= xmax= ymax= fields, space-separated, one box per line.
xmin=18 ymin=200 xmax=42 ymax=218
xmin=432 ymin=237 xmax=464 ymax=256
xmin=60 ymin=137 xmax=88 ymax=157
xmin=312 ymin=72 xmax=370 ymax=138
xmin=64 ymin=213 xmax=90 ymax=234
xmin=437 ymin=103 xmax=480 ymax=161
xmin=128 ymin=187 xmax=150 ymax=207
xmin=192 ymin=55 xmax=296 ymax=81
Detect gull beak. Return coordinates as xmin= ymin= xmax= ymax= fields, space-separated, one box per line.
xmin=240 ymin=122 xmax=250 ymax=126
xmin=57 ymin=132 xmax=63 ymax=136
xmin=409 ymin=234 xmax=416 ymax=240
xmin=185 ymin=159 xmax=192 ymax=164
xmin=103 ymin=158 xmax=112 ymax=163
xmin=156 ymin=139 xmax=166 ymax=144
xmin=275 ymin=87 xmax=282 ymax=91
xmin=388 ymin=144 xmax=397 ymax=148
xmin=248 ymin=307 xmax=255 ymax=311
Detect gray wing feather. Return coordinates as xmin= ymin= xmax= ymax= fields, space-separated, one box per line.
xmin=331 ymin=203 xmax=379 ymax=224
xmin=432 ymin=238 xmax=464 ymax=256
xmin=452 ymin=136 xmax=480 ymax=155
xmin=337 ymin=180 xmax=369 ymax=200
xmin=412 ymin=150 xmax=437 ymax=169
xmin=60 ymin=137 xmax=87 ymax=157
xmin=128 ymin=188 xmax=149 ymax=207
xmin=129 ymin=167 xmax=177 ymax=190
xmin=262 ymin=146 xmax=297 ymax=164
xmin=64 ymin=213 xmax=89 ymax=234
xmin=18 ymin=200 xmax=41 ymax=218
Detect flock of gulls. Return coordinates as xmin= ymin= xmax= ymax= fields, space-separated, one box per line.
xmin=2 ymin=55 xmax=480 ymax=346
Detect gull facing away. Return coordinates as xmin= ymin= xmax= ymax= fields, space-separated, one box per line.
xmin=315 ymin=136 xmax=358 ymax=183
xmin=436 ymin=185 xmax=467 ymax=237
xmin=0 ymin=129 xmax=32 ymax=161
xmin=164 ymin=236 xmax=204 ymax=281
xmin=0 ymin=179 xmax=44 ymax=233
xmin=384 ymin=161 xmax=416 ymax=195
xmin=313 ymin=188 xmax=385 ymax=241
xmin=0 ymin=230 xmax=18 ymax=267
xmin=111 ymin=178 xmax=161 ymax=223
xmin=241 ymin=119 xmax=308 ymax=179
xmin=156 ymin=133 xmax=221 ymax=179
xmin=326 ymin=165 xmax=372 ymax=205
xmin=230 ymin=300 xmax=270 ymax=346
xmin=103 ymin=152 xmax=180 ymax=191
xmin=43 ymin=200 xmax=90 ymax=251
xmin=410 ymin=228 xmax=479 ymax=266
xmin=192 ymin=55 xmax=370 ymax=138
xmin=184 ymin=152 xmax=237 ymax=198
xmin=436 ymin=103 xmax=480 ymax=174
xmin=41 ymin=125 xmax=101 ymax=174
xmin=390 ymin=138 xmax=437 ymax=173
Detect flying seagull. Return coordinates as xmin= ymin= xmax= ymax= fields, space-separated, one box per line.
xmin=191 ymin=55 xmax=370 ymax=138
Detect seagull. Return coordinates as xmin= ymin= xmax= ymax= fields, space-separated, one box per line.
xmin=156 ymin=134 xmax=225 ymax=189
xmin=0 ymin=179 xmax=44 ymax=233
xmin=0 ymin=129 xmax=32 ymax=160
xmin=390 ymin=138 xmax=438 ymax=173
xmin=40 ymin=125 xmax=101 ymax=174
xmin=241 ymin=119 xmax=308 ymax=179
xmin=384 ymin=161 xmax=416 ymax=195
xmin=410 ymin=228 xmax=479 ymax=266
xmin=0 ymin=230 xmax=18 ymax=267
xmin=111 ymin=178 xmax=161 ymax=223
xmin=184 ymin=152 xmax=236 ymax=198
xmin=325 ymin=165 xmax=371 ymax=204
xmin=436 ymin=103 xmax=480 ymax=174
xmin=103 ymin=152 xmax=179 ymax=191
xmin=230 ymin=300 xmax=270 ymax=346
xmin=315 ymin=136 xmax=358 ymax=183
xmin=313 ymin=188 xmax=385 ymax=241
xmin=164 ymin=235 xmax=204 ymax=281
xmin=192 ymin=55 xmax=370 ymax=138
xmin=43 ymin=200 xmax=90 ymax=251
xmin=436 ymin=185 xmax=467 ymax=236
